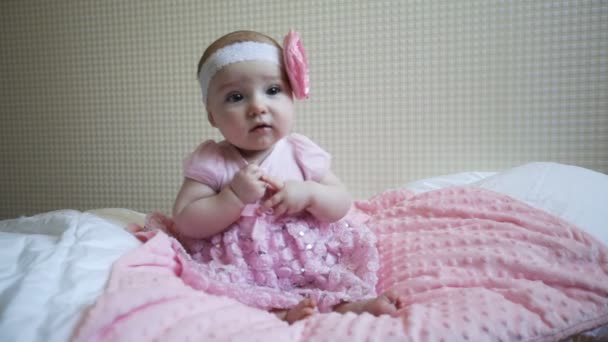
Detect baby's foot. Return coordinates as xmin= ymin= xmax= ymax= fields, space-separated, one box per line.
xmin=278 ymin=298 xmax=317 ymax=324
xmin=334 ymin=290 xmax=404 ymax=316
xmin=362 ymin=290 xmax=404 ymax=316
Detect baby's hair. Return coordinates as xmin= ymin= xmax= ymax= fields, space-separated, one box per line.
xmin=197 ymin=30 xmax=282 ymax=76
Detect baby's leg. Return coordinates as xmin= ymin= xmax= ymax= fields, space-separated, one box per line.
xmin=333 ymin=290 xmax=404 ymax=316
xmin=273 ymin=298 xmax=317 ymax=324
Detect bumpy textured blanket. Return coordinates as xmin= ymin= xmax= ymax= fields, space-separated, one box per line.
xmin=72 ymin=187 xmax=608 ymax=341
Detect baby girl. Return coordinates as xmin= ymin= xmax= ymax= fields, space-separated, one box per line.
xmin=151 ymin=30 xmax=402 ymax=323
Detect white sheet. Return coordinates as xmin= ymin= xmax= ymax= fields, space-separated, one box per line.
xmin=0 ymin=162 xmax=606 ymax=342
xmin=0 ymin=210 xmax=140 ymax=342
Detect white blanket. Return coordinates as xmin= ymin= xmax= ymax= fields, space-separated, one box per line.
xmin=0 ymin=211 xmax=140 ymax=342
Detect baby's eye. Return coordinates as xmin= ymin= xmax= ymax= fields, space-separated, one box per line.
xmin=266 ymin=85 xmax=281 ymax=95
xmin=226 ymin=92 xmax=244 ymax=103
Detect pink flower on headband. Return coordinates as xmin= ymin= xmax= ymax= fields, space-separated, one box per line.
xmin=283 ymin=30 xmax=309 ymax=100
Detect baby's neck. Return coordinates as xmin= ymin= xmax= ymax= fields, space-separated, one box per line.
xmin=235 ymin=146 xmax=274 ymax=165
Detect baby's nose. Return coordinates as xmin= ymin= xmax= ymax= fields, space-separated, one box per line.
xmin=248 ymin=96 xmax=268 ymax=116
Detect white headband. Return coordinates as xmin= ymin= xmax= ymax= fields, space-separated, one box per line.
xmin=198 ymin=41 xmax=281 ymax=104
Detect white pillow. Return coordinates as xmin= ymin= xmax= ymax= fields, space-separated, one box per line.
xmin=474 ymin=162 xmax=608 ymax=245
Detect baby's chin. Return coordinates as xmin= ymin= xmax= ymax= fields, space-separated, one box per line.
xmin=253 ymin=133 xmax=286 ymax=146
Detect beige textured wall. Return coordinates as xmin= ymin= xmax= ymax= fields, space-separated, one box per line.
xmin=1 ymin=1 xmax=607 ymax=219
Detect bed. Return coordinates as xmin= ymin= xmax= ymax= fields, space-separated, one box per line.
xmin=1 ymin=162 xmax=606 ymax=341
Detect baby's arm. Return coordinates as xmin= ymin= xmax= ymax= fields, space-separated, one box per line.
xmin=260 ymin=170 xmax=352 ymax=223
xmin=172 ymin=179 xmax=244 ymax=239
xmin=172 ymin=164 xmax=269 ymax=239
xmin=304 ymin=171 xmax=353 ymax=222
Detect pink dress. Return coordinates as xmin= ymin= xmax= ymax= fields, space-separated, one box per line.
xmin=146 ymin=133 xmax=379 ymax=312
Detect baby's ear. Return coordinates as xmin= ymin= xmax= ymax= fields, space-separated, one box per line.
xmin=207 ymin=111 xmax=216 ymax=127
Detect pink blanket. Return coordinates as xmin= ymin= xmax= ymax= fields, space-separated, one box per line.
xmin=72 ymin=187 xmax=608 ymax=341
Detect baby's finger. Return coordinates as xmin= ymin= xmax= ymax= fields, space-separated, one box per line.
xmin=249 ymin=169 xmax=265 ymax=182
xmin=252 ymin=168 xmax=264 ymax=178
xmin=244 ymin=163 xmax=259 ymax=170
xmin=262 ymin=192 xmax=282 ymax=210
xmin=260 ymin=175 xmax=284 ymax=191
xmin=272 ymin=202 xmax=288 ymax=217
xmin=243 ymin=164 xmax=260 ymax=175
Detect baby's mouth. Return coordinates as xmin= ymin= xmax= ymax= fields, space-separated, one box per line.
xmin=250 ymin=123 xmax=272 ymax=132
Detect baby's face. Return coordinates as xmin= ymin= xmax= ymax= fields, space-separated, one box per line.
xmin=206 ymin=60 xmax=295 ymax=157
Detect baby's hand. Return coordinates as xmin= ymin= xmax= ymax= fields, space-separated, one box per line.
xmin=259 ymin=176 xmax=312 ymax=217
xmin=230 ymin=164 xmax=268 ymax=204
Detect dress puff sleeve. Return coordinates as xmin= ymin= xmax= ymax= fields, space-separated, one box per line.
xmin=182 ymin=140 xmax=224 ymax=191
xmin=288 ymin=133 xmax=331 ymax=182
